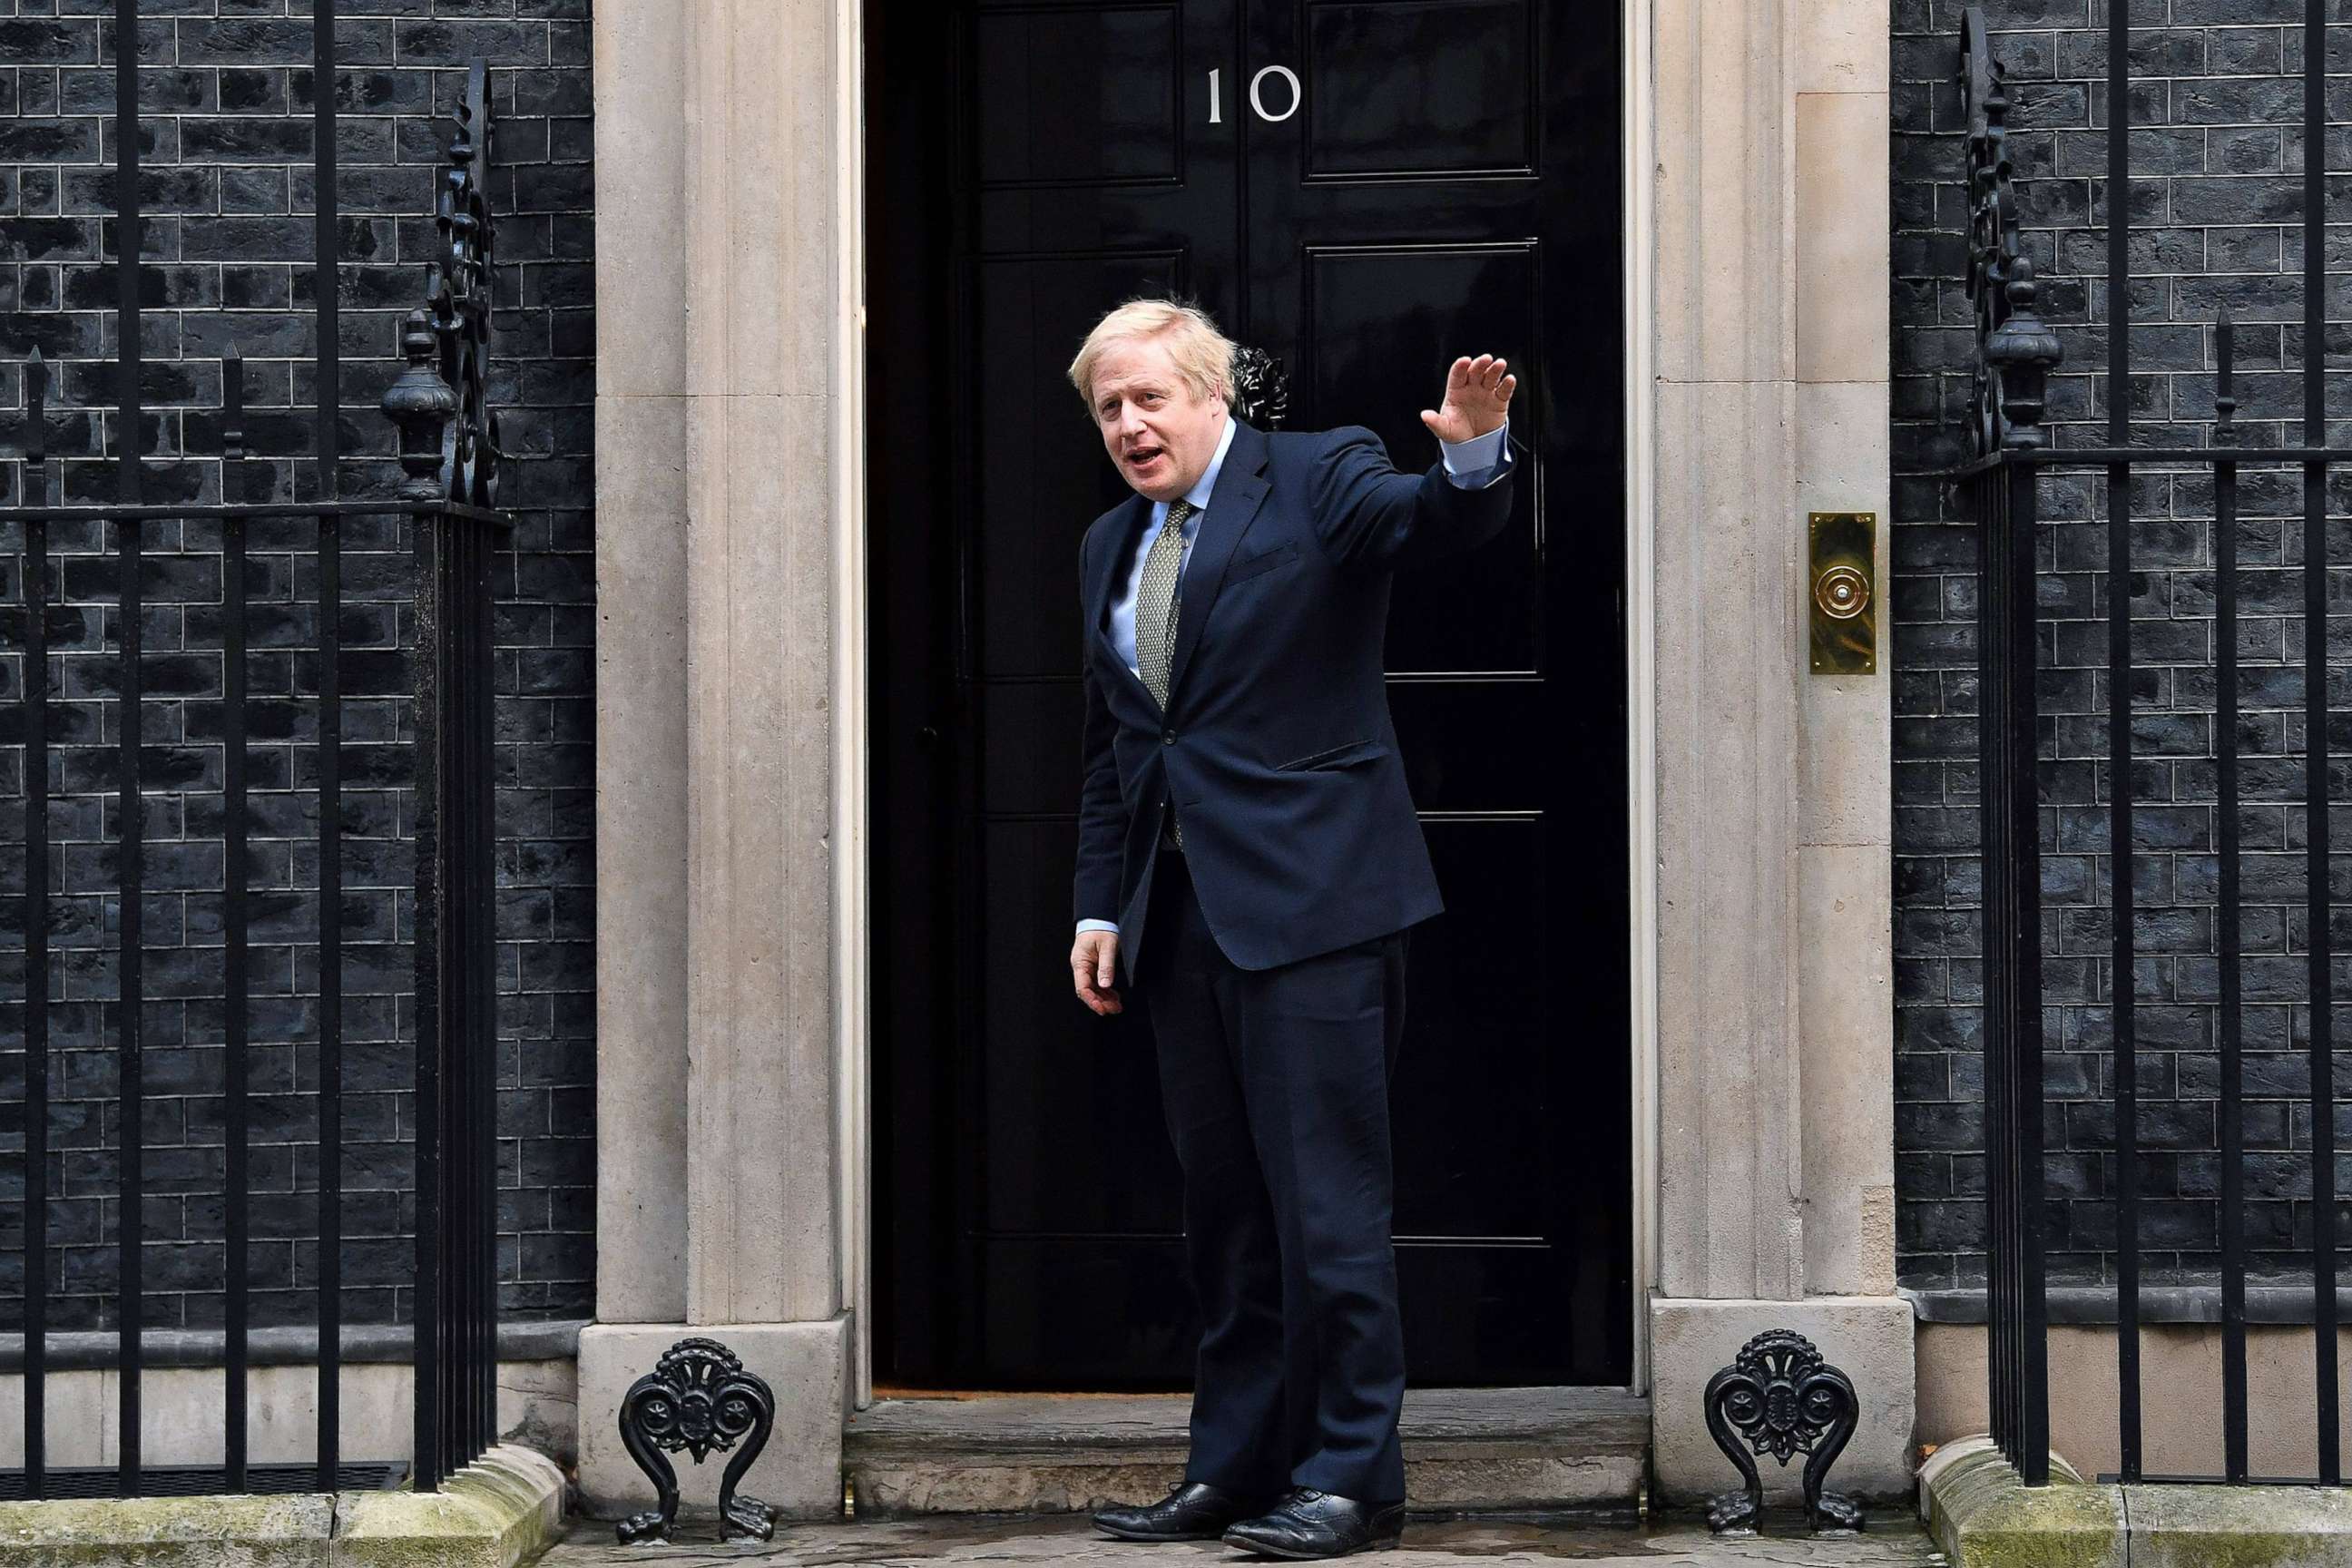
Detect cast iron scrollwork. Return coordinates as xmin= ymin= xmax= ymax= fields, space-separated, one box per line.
xmin=1703 ymin=1328 xmax=1862 ymax=1535
xmin=1958 ymin=5 xmax=2062 ymax=459
xmin=1231 ymin=344 xmax=1289 ymax=430
xmin=614 ymin=1337 xmax=779 ymax=1544
xmin=380 ymin=58 xmax=502 ymax=505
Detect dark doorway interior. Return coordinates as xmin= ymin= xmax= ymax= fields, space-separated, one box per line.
xmin=867 ymin=0 xmax=1632 ymax=1390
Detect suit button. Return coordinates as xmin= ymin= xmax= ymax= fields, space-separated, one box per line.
xmin=1162 ymin=731 xmax=1176 ymax=745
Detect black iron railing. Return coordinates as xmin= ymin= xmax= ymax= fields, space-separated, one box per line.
xmin=1951 ymin=3 xmax=2352 ymax=1487
xmin=2 ymin=6 xmax=505 ymax=1498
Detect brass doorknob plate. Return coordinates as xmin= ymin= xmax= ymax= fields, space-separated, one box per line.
xmin=1808 ymin=513 xmax=1877 ymax=675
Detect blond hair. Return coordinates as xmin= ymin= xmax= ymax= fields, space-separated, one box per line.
xmin=1066 ymin=298 xmax=1237 ymax=414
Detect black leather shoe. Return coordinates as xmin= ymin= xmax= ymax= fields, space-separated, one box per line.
xmin=1093 ymin=1481 xmax=1282 ymax=1543
xmin=1220 ymin=1489 xmax=1405 ymax=1559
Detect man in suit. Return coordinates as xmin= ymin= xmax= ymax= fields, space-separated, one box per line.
xmin=1066 ymin=299 xmax=1516 ymax=1558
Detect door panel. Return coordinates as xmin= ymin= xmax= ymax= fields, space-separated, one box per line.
xmin=1386 ymin=683 xmax=1544 ymax=810
xmin=977 ymin=828 xmax=1185 ymax=1238
xmin=975 ymin=8 xmax=1189 ymax=187
xmin=1298 ymin=241 xmax=1544 ymax=674
xmin=1302 ymin=2 xmax=1537 ymax=178
xmin=981 ymin=1237 xmax=1200 ymax=1387
xmin=977 ymin=682 xmax=1083 ymax=812
xmin=868 ymin=0 xmax=1630 ymax=1390
xmin=1390 ymin=818 xmax=1552 ymax=1240
xmin=976 ymin=250 xmax=1183 ymax=676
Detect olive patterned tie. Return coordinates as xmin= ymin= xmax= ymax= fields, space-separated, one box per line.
xmin=1135 ymin=498 xmax=1195 ymax=847
xmin=1135 ymin=498 xmax=1193 ymax=710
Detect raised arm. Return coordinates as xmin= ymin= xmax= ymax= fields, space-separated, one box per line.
xmin=1308 ymin=354 xmax=1520 ymax=571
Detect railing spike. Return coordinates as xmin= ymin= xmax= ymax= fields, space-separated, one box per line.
xmin=25 ymin=348 xmax=46 ymax=469
xmin=222 ymin=346 xmax=246 ymax=469
xmin=2215 ymin=309 xmax=2237 ymax=436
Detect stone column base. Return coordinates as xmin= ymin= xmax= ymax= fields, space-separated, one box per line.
xmin=575 ymin=1317 xmax=848 ymax=1523
xmin=1649 ymin=1295 xmax=1916 ymax=1506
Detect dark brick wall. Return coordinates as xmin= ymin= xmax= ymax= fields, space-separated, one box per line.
xmin=0 ymin=0 xmax=593 ymax=1328
xmin=1893 ymin=0 xmax=2350 ymax=1288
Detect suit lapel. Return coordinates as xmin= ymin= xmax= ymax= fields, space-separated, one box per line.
xmin=1087 ymin=491 xmax=1152 ymax=657
xmin=1164 ymin=419 xmax=1269 ymax=706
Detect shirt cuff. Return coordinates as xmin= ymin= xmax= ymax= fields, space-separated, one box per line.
xmin=1075 ymin=918 xmax=1120 ymax=936
xmin=1438 ymin=417 xmax=1513 ymax=490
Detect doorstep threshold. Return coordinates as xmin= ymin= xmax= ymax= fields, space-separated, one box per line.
xmin=842 ymin=1387 xmax=1649 ymax=1514
xmin=846 ymin=1385 xmax=1648 ymax=1461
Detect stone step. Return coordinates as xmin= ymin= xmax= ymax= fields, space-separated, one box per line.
xmin=842 ymin=1387 xmax=1650 ymax=1517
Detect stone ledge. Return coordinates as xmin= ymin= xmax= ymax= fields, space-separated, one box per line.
xmin=1919 ymin=1434 xmax=2352 ymax=1567
xmin=1916 ymin=1436 xmax=2119 ymax=1568
xmin=1906 ymin=1285 xmax=2352 ymax=1326
xmin=0 ymin=1323 xmax=586 ymax=1372
xmin=338 ymin=1446 xmax=569 ymax=1568
xmin=0 ymin=1445 xmax=566 ymax=1568
xmin=2125 ymin=1479 xmax=2352 ymax=1568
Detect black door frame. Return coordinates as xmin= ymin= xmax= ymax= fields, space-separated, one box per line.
xmin=861 ymin=0 xmax=1647 ymax=1396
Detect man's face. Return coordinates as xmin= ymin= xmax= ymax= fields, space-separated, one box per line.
xmin=1089 ymin=335 xmax=1228 ymax=504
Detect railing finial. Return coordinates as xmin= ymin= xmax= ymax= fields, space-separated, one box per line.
xmin=378 ymin=62 xmax=497 ymax=508
xmin=1986 ymin=256 xmax=2063 ymax=452
xmin=384 ymin=309 xmax=457 ymax=502
xmin=1960 ymin=5 xmax=2063 ymax=458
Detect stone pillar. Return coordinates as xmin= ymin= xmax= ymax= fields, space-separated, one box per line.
xmin=1651 ymin=0 xmax=1803 ymax=1314
xmin=1790 ymin=0 xmax=1898 ymax=1308
xmin=677 ymin=0 xmax=843 ymax=1332
xmin=1644 ymin=0 xmax=1913 ymax=1504
xmin=589 ymin=0 xmax=690 ymax=1339
xmin=578 ymin=0 xmax=851 ymax=1521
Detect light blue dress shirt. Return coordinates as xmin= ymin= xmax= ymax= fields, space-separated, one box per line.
xmin=1077 ymin=415 xmax=1514 ymax=939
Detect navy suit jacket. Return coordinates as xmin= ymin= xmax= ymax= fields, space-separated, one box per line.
xmin=1074 ymin=417 xmax=1516 ymax=980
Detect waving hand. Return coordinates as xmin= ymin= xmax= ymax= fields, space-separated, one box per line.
xmin=1418 ymin=354 xmax=1516 ymax=443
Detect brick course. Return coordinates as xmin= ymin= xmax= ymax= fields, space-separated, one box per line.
xmin=1895 ymin=0 xmax=2351 ymax=1289
xmin=0 ymin=0 xmax=593 ymax=1329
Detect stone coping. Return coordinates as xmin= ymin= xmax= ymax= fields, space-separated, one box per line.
xmin=1918 ymin=1434 xmax=2352 ymax=1567
xmin=0 ymin=1320 xmax=586 ymax=1372
xmin=0 ymin=1444 xmax=567 ymax=1567
xmin=1906 ymin=1285 xmax=2352 ymax=1326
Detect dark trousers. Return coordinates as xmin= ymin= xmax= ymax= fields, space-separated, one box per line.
xmin=1136 ymin=848 xmax=1410 ymax=1503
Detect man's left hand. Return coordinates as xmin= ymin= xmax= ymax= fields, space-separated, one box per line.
xmin=1419 ymin=353 xmax=1516 ymax=443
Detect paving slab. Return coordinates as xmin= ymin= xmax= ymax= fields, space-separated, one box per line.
xmin=539 ymin=1509 xmax=1945 ymax=1568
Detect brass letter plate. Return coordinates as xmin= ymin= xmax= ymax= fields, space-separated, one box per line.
xmin=1808 ymin=511 xmax=1877 ymax=676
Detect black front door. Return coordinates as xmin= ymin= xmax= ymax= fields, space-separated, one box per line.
xmin=868 ymin=0 xmax=1630 ymax=1389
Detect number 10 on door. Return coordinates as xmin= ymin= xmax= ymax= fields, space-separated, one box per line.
xmin=1209 ymin=66 xmax=1302 ymax=124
